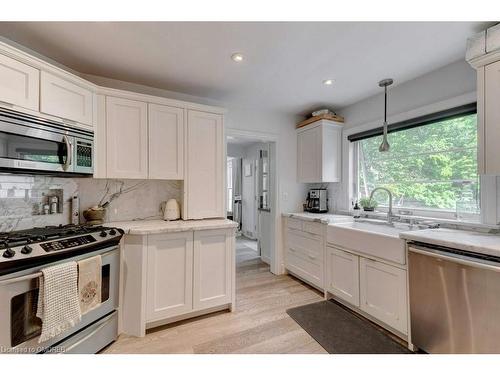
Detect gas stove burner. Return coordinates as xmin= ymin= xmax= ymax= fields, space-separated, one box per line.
xmin=0 ymin=224 xmax=124 ymax=275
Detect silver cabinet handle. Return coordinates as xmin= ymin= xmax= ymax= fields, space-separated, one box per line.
xmin=409 ymin=246 xmax=500 ymax=273
xmin=63 ymin=135 xmax=72 ymax=171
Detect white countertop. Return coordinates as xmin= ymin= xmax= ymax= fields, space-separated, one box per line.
xmin=400 ymin=228 xmax=500 ymax=257
xmin=108 ymin=218 xmax=238 ymax=235
xmin=283 ymin=212 xmax=353 ymax=224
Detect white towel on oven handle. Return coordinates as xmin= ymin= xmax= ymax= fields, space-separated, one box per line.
xmin=78 ymin=255 xmax=102 ymax=314
xmin=36 ymin=261 xmax=82 ymax=343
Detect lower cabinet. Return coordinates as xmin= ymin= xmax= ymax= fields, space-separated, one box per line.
xmin=325 ymin=244 xmax=408 ymax=336
xmin=326 ymin=246 xmax=359 ymax=306
xmin=359 ymin=258 xmax=408 ymax=334
xmin=122 ymin=228 xmax=235 ymax=337
xmin=193 ymin=229 xmax=233 ymax=310
xmin=146 ymin=232 xmax=193 ymax=322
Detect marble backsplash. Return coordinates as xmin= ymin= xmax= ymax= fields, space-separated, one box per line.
xmin=0 ymin=174 xmax=182 ymax=232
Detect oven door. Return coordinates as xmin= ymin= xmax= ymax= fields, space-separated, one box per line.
xmin=0 ymin=247 xmax=119 ymax=354
xmin=0 ymin=121 xmax=74 ymax=174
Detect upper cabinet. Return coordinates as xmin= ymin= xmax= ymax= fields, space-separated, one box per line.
xmin=0 ymin=53 xmax=39 ymax=111
xmin=148 ymin=103 xmax=184 ymax=180
xmin=480 ymin=60 xmax=500 ymax=174
xmin=468 ymin=47 xmax=500 ymax=175
xmin=105 ymin=96 xmax=148 ymax=179
xmin=184 ymin=110 xmax=224 ymax=219
xmin=40 ymin=71 xmax=93 ymax=127
xmin=297 ymin=120 xmax=342 ymax=183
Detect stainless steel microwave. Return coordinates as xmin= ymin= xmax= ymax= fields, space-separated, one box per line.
xmin=0 ymin=107 xmax=93 ymax=175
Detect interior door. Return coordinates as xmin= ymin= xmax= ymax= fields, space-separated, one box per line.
xmin=257 ymin=143 xmax=273 ymax=265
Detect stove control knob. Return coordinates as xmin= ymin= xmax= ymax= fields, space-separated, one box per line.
xmin=109 ymin=229 xmax=117 ymax=235
xmin=21 ymin=245 xmax=33 ymax=255
xmin=3 ymin=248 xmax=15 ymax=258
xmin=99 ymin=231 xmax=108 ymax=238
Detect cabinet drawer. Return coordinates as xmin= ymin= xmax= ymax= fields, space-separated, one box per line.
xmin=286 ymin=251 xmax=323 ymax=289
xmin=302 ymin=221 xmax=323 ymax=236
xmin=287 ymin=230 xmax=322 ymax=264
xmin=287 ymin=218 xmax=303 ymax=231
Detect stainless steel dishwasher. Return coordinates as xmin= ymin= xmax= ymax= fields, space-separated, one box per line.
xmin=408 ymin=242 xmax=500 ymax=354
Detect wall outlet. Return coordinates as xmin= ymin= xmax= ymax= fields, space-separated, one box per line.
xmin=282 ymin=192 xmax=288 ymax=201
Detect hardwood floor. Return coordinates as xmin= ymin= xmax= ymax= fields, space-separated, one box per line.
xmin=104 ymin=242 xmax=327 ymax=354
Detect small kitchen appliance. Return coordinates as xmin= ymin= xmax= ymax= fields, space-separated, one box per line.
xmin=161 ymin=199 xmax=181 ymax=221
xmin=305 ymin=188 xmax=328 ymax=213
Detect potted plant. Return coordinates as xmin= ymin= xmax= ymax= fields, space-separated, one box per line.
xmin=359 ymin=197 xmax=378 ymax=212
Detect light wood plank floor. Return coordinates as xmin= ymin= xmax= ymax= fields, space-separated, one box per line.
xmin=104 ymin=243 xmax=327 ymax=354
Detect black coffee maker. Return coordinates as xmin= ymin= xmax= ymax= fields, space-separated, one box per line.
xmin=305 ymin=188 xmax=328 ymax=213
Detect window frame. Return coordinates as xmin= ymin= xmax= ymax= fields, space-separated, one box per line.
xmin=350 ymin=108 xmax=481 ymax=222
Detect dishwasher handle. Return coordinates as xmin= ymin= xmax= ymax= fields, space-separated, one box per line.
xmin=409 ymin=245 xmax=500 ymax=273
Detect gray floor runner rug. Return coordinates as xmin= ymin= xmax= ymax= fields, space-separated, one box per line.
xmin=287 ymin=300 xmax=412 ymax=354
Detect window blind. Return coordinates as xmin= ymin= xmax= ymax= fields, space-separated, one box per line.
xmin=347 ymin=102 xmax=477 ymax=142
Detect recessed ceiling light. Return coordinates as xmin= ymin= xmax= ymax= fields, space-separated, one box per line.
xmin=231 ymin=53 xmax=244 ymax=62
xmin=323 ymin=79 xmax=334 ymax=85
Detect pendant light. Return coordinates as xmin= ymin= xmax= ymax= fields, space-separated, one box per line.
xmin=378 ymin=78 xmax=393 ymax=152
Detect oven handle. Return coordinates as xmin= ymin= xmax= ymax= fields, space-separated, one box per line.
xmin=409 ymin=245 xmax=500 ymax=273
xmin=0 ymin=248 xmax=118 ymax=286
xmin=63 ymin=135 xmax=72 ymax=171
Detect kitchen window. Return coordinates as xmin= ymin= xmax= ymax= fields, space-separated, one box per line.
xmin=350 ymin=104 xmax=480 ymax=221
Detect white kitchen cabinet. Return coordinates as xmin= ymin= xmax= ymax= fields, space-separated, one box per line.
xmin=0 ymin=53 xmax=39 ymax=111
xmin=146 ymin=232 xmax=193 ymax=322
xmin=482 ymin=60 xmax=500 ymax=174
xmin=297 ymin=120 xmax=342 ymax=183
xmin=40 ymin=71 xmax=93 ymax=126
xmin=148 ymin=103 xmax=184 ymax=180
xmin=184 ymin=110 xmax=224 ymax=219
xmin=359 ymin=257 xmax=408 ymax=334
xmin=105 ymin=96 xmax=148 ymax=179
xmin=326 ymin=246 xmax=360 ymax=306
xmin=193 ymin=229 xmax=233 ymax=310
xmin=284 ymin=218 xmax=325 ymax=290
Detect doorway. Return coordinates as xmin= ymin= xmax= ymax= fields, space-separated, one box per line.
xmin=226 ymin=131 xmax=277 ymax=271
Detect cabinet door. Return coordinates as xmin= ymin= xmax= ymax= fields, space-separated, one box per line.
xmin=193 ymin=229 xmax=232 ymax=310
xmin=40 ymin=71 xmax=93 ymax=126
xmin=184 ymin=110 xmax=224 ymax=219
xmin=326 ymin=246 xmax=359 ymax=306
xmin=484 ymin=61 xmax=500 ymax=174
xmin=146 ymin=232 xmax=193 ymax=321
xmin=148 ymin=104 xmax=184 ymax=179
xmin=359 ymin=258 xmax=407 ymax=334
xmin=106 ymin=96 xmax=148 ymax=179
xmin=0 ymin=53 xmax=39 ymax=111
xmin=297 ymin=126 xmax=321 ymax=182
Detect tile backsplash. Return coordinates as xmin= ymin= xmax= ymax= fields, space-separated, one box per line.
xmin=0 ymin=174 xmax=182 ymax=232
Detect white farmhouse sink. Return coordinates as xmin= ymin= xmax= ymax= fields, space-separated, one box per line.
xmin=327 ymin=220 xmax=416 ymax=265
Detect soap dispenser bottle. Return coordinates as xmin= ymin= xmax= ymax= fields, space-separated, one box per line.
xmin=353 ymin=201 xmax=361 ymax=219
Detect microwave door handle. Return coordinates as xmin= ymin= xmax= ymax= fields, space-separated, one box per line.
xmin=63 ymin=135 xmax=72 ymax=171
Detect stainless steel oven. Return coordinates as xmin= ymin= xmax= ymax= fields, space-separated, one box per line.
xmin=0 ymin=246 xmax=119 ymax=354
xmin=0 ymin=107 xmax=93 ymax=175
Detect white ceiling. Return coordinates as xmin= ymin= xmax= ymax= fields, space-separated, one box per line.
xmin=0 ymin=22 xmax=489 ymax=115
